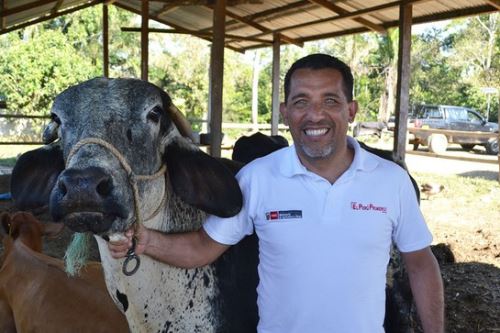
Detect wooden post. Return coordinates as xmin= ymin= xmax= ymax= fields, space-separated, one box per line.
xmin=497 ymin=95 xmax=499 ymax=183
xmin=271 ymin=33 xmax=281 ymax=136
xmin=393 ymin=3 xmax=412 ymax=164
xmin=1 ymin=0 xmax=6 ymax=30
xmin=141 ymin=0 xmax=149 ymax=81
xmin=208 ymin=0 xmax=226 ymax=157
xmin=102 ymin=4 xmax=109 ymax=78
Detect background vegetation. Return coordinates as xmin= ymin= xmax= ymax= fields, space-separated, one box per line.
xmin=0 ymin=6 xmax=498 ymax=141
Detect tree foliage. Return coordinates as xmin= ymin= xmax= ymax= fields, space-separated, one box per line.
xmin=0 ymin=6 xmax=498 ymax=129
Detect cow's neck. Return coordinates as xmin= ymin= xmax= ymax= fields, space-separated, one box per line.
xmin=137 ymin=175 xmax=166 ymax=229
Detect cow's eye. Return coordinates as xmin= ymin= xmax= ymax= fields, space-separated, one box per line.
xmin=51 ymin=113 xmax=61 ymax=125
xmin=147 ymin=106 xmax=162 ymax=123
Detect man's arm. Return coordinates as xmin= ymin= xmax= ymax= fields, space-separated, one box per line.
xmin=402 ymin=247 xmax=444 ymax=333
xmin=108 ymin=224 xmax=230 ymax=269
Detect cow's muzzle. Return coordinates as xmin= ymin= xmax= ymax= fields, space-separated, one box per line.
xmin=50 ymin=166 xmax=128 ymax=233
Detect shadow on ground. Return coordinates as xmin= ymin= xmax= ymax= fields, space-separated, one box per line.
xmin=459 ymin=170 xmax=498 ymax=180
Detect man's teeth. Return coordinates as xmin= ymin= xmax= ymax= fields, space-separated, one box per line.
xmin=305 ymin=128 xmax=328 ymax=136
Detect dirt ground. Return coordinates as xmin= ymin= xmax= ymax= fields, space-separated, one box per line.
xmin=1 ymin=147 xmax=499 ymax=332
xmin=403 ymin=145 xmax=499 ymax=333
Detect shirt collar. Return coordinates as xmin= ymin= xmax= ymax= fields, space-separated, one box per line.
xmin=279 ymin=136 xmax=379 ymax=178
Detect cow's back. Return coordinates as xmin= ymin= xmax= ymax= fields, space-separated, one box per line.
xmin=0 ymin=241 xmax=129 ymax=333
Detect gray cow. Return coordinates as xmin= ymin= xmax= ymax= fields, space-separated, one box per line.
xmin=11 ymin=78 xmax=258 ymax=333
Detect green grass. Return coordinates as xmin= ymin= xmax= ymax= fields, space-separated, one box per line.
xmin=413 ymin=172 xmax=500 ymax=213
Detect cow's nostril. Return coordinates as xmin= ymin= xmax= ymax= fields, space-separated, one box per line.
xmin=96 ymin=177 xmax=113 ymax=197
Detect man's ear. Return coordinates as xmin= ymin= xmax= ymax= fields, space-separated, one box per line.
xmin=279 ymin=102 xmax=289 ymax=126
xmin=348 ymin=100 xmax=358 ymax=123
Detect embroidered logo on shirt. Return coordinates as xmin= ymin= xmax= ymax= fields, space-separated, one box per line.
xmin=351 ymin=202 xmax=387 ymax=214
xmin=266 ymin=210 xmax=303 ymax=220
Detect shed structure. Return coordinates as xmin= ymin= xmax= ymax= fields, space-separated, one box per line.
xmin=1 ymin=0 xmax=499 ymax=172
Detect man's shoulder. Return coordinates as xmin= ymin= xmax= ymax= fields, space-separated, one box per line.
xmin=239 ymin=145 xmax=290 ymax=172
xmin=358 ymin=145 xmax=409 ymax=178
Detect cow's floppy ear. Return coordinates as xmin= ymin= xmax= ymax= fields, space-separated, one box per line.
xmin=11 ymin=143 xmax=65 ymax=210
xmin=164 ymin=139 xmax=243 ymax=218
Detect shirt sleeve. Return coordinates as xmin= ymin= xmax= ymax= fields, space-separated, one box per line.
xmin=203 ymin=167 xmax=255 ymax=245
xmin=392 ymin=173 xmax=433 ymax=253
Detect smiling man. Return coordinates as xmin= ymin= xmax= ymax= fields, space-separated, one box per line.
xmin=109 ymin=54 xmax=444 ymax=333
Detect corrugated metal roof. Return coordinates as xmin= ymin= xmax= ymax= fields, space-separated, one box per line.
xmin=1 ymin=0 xmax=498 ymax=52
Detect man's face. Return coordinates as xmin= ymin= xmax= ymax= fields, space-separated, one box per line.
xmin=280 ymin=68 xmax=357 ymax=162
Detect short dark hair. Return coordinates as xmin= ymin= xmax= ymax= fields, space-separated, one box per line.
xmin=283 ymin=53 xmax=354 ymax=103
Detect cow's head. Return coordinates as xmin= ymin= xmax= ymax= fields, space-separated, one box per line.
xmin=11 ymin=78 xmax=242 ymax=234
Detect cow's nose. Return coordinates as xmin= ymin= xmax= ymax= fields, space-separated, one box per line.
xmin=57 ymin=167 xmax=113 ymax=201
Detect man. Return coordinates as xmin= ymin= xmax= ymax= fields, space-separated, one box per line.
xmin=109 ymin=54 xmax=444 ymax=332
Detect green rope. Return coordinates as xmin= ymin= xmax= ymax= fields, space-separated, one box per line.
xmin=64 ymin=233 xmax=91 ymax=276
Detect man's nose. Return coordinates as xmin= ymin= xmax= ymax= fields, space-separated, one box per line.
xmin=307 ymin=101 xmax=327 ymax=119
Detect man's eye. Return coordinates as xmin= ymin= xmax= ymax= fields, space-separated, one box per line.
xmin=294 ymin=100 xmax=308 ymax=108
xmin=325 ymin=98 xmax=337 ymax=105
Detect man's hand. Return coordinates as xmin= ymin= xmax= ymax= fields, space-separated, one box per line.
xmin=108 ymin=224 xmax=150 ymax=259
xmin=107 ymin=225 xmax=230 ymax=268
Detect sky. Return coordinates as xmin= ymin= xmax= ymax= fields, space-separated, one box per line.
xmin=411 ymin=20 xmax=451 ymax=35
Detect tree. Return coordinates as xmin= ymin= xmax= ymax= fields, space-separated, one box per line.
xmin=447 ymin=13 xmax=499 ymax=120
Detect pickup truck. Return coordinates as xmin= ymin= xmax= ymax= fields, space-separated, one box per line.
xmin=408 ymin=105 xmax=498 ymax=155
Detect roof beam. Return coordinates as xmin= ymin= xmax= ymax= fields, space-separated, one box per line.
xmin=150 ymin=0 xmax=262 ymax=5
xmin=205 ymin=4 xmax=303 ymax=47
xmin=307 ymin=0 xmax=385 ymax=33
xmin=0 ymin=0 xmax=5 ymax=30
xmin=122 ymin=27 xmax=272 ymax=43
xmin=113 ymin=2 xmax=244 ymax=53
xmin=243 ymin=0 xmax=310 ymax=22
xmin=1 ymin=0 xmax=100 ymax=35
xmin=247 ymin=0 xmax=426 ymax=40
xmin=51 ymin=0 xmax=64 ymax=15
xmin=1 ymin=0 xmax=57 ymax=17
xmin=293 ymin=3 xmax=497 ymax=45
xmin=382 ymin=4 xmax=500 ymax=28
xmin=484 ymin=0 xmax=500 ymax=10
xmin=156 ymin=4 xmax=178 ymax=17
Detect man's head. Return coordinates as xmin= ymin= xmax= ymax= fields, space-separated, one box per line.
xmin=280 ymin=53 xmax=357 ymax=166
xmin=284 ymin=53 xmax=354 ymax=105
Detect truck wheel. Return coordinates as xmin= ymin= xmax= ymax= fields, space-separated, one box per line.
xmin=485 ymin=139 xmax=498 ymax=155
xmin=460 ymin=144 xmax=475 ymax=151
xmin=428 ymin=134 xmax=448 ymax=154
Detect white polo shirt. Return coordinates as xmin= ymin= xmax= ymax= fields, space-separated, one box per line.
xmin=204 ymin=137 xmax=432 ymax=333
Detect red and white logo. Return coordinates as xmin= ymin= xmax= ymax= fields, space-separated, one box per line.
xmin=351 ymin=202 xmax=387 ymax=214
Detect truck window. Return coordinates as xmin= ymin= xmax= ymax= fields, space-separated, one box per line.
xmin=427 ymin=107 xmax=442 ymax=119
xmin=446 ymin=107 xmax=467 ymax=121
xmin=467 ymin=110 xmax=483 ymax=123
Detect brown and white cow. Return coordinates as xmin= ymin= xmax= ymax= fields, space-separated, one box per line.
xmin=0 ymin=211 xmax=129 ymax=332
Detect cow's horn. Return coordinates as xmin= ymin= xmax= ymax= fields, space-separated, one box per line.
xmin=42 ymin=121 xmax=60 ymax=144
xmin=168 ymin=104 xmax=195 ymax=142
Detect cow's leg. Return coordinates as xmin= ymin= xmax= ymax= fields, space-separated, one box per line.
xmin=0 ymin=300 xmax=16 ymax=333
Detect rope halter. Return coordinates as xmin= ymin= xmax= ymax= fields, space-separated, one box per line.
xmin=66 ymin=137 xmax=167 ymax=275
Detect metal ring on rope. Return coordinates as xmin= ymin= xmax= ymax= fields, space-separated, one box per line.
xmin=66 ymin=137 xmax=167 ymax=276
